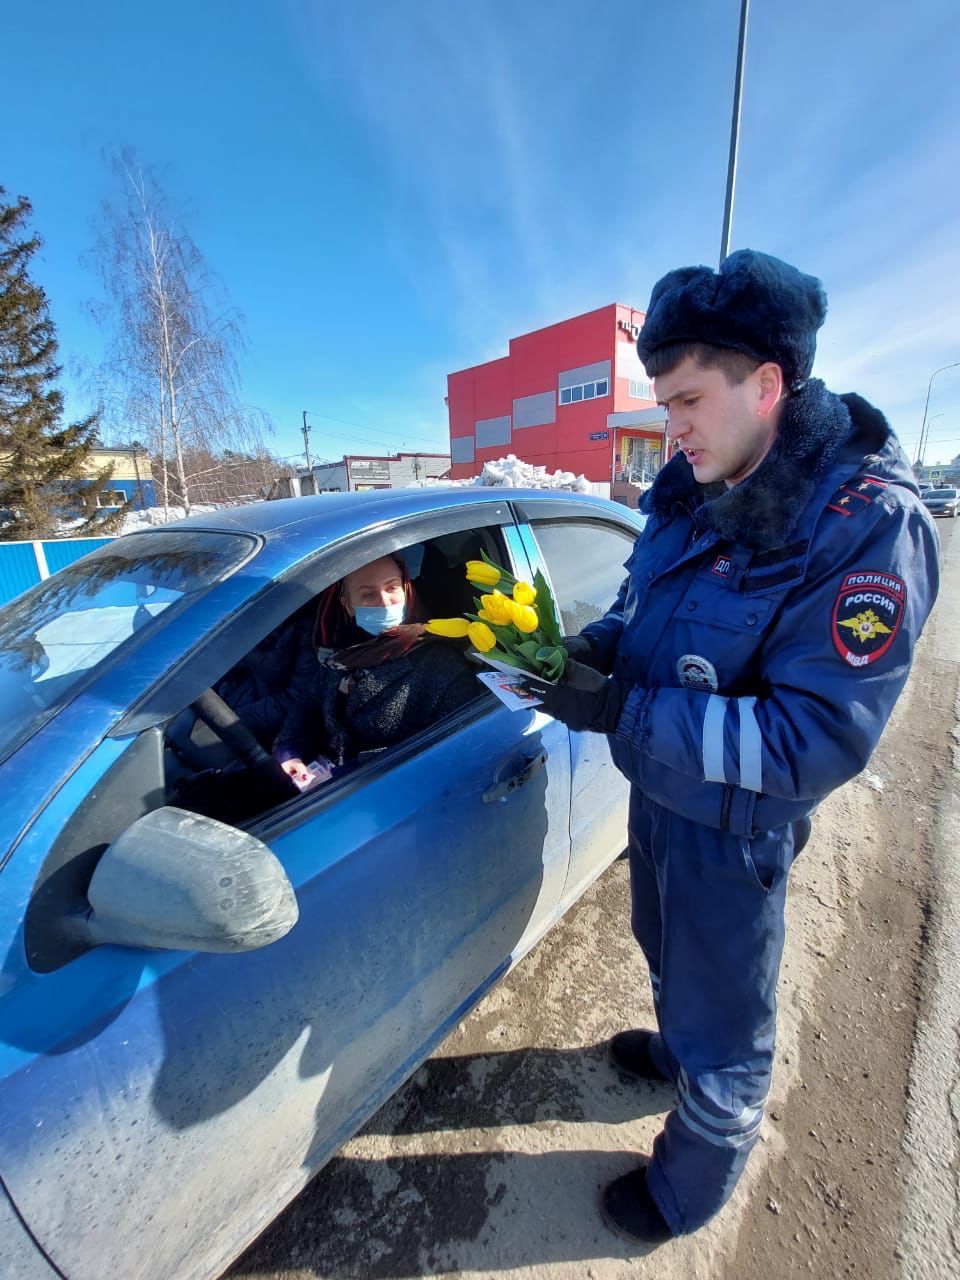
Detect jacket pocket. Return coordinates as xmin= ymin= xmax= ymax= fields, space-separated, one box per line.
xmin=674 ymin=582 xmax=778 ymax=634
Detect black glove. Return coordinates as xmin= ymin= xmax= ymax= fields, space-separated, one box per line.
xmin=521 ymin=659 xmax=628 ymax=734
xmin=562 ymin=633 xmax=611 ymax=674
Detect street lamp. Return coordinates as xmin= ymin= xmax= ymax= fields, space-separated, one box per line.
xmin=915 ymin=362 xmax=960 ymax=466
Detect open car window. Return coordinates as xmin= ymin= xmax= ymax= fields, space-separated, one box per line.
xmin=161 ymin=523 xmax=518 ymax=830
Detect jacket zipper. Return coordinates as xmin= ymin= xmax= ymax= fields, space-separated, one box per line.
xmin=720 ymin=785 xmax=733 ymax=832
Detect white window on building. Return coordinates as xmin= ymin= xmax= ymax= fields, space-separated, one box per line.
xmin=559 ymin=378 xmax=610 ymax=406
xmin=96 ymin=490 xmax=126 ymax=508
xmin=628 ymin=379 xmax=653 ymax=401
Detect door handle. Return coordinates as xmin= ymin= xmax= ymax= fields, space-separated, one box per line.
xmin=482 ymin=751 xmax=548 ymax=803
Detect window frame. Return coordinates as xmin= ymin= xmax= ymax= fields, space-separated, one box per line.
xmin=111 ymin=502 xmax=523 ymax=738
xmin=558 ymin=378 xmax=610 ymax=406
xmin=516 ymin=509 xmax=641 ymax=639
xmin=628 ymin=378 xmax=653 ymax=400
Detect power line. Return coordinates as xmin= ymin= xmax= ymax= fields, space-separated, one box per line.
xmin=301 ymin=410 xmax=447 ymax=453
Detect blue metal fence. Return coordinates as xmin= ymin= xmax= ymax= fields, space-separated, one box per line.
xmin=0 ymin=538 xmax=113 ymax=607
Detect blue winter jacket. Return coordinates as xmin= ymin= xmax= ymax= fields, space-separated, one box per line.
xmin=583 ymin=380 xmax=939 ymax=838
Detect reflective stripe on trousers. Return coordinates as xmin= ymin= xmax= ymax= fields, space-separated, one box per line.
xmin=627 ymin=787 xmax=809 ymax=1234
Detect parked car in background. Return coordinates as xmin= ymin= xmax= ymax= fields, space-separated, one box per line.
xmin=0 ymin=487 xmax=643 ymax=1280
xmin=921 ymin=486 xmax=959 ymax=517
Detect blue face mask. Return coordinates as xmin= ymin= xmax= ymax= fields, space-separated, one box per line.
xmin=354 ymin=601 xmax=406 ymax=636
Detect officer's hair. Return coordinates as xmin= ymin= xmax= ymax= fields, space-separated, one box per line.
xmin=643 ymin=341 xmax=764 ymax=387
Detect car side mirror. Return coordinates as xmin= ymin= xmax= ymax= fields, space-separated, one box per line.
xmin=84 ymin=806 xmax=299 ymax=953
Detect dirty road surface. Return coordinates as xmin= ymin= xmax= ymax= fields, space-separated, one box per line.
xmin=231 ymin=520 xmax=957 ymax=1280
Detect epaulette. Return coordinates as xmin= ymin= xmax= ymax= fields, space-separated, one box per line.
xmin=826 ymin=474 xmax=888 ymax=518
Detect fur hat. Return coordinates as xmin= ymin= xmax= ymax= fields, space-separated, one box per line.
xmin=636 ymin=249 xmax=828 ymax=392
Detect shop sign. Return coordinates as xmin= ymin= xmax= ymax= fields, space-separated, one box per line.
xmin=618 ymin=318 xmax=642 ymax=340
xmin=348 ymin=458 xmax=391 ymax=483
xmin=589 ymin=430 xmax=610 ymax=441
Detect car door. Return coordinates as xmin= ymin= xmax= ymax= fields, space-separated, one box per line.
xmin=0 ymin=508 xmax=571 ymax=1280
xmin=514 ymin=500 xmax=642 ymax=900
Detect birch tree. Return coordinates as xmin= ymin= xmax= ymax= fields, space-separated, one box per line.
xmin=93 ymin=152 xmax=263 ymax=515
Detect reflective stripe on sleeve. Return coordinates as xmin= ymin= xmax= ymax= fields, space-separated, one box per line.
xmin=701 ymin=694 xmax=729 ymax=784
xmin=737 ymin=696 xmax=763 ymax=792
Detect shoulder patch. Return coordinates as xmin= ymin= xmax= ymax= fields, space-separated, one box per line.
xmin=831 ymin=570 xmax=906 ymax=667
xmin=827 ymin=475 xmax=888 ymax=517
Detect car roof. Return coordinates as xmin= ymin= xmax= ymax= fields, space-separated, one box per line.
xmin=124 ymin=487 xmax=634 ymax=540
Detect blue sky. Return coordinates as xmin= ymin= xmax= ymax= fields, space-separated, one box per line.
xmin=3 ymin=0 xmax=959 ymax=466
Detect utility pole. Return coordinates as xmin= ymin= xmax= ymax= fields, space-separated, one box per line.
xmin=719 ymin=0 xmax=750 ymax=265
xmin=301 ymin=410 xmax=312 ymax=472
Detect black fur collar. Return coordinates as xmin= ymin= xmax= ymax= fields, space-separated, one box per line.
xmin=641 ymin=379 xmax=888 ymax=551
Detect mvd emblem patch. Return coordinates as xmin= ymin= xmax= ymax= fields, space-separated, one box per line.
xmin=831 ymin=571 xmax=906 ymax=667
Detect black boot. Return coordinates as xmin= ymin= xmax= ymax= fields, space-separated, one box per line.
xmin=608 ymin=1029 xmax=670 ymax=1082
xmin=601 ymin=1167 xmax=674 ymax=1245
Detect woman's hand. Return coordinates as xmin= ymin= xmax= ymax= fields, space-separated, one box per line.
xmin=280 ymin=755 xmax=334 ymax=792
xmin=280 ymin=757 xmax=314 ymax=787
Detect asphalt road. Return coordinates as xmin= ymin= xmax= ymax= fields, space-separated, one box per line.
xmin=898 ymin=514 xmax=960 ymax=1277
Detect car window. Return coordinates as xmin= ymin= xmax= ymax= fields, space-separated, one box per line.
xmin=165 ymin=526 xmax=512 ymax=829
xmin=0 ymin=529 xmax=255 ymax=763
xmin=530 ymin=519 xmax=637 ymax=633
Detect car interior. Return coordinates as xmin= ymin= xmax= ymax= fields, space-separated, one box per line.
xmin=159 ymin=527 xmax=505 ymax=828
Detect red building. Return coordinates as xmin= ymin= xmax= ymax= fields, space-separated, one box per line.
xmin=446 ymin=303 xmax=668 ymax=501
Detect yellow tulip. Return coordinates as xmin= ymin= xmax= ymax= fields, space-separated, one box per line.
xmin=479 ymin=590 xmax=513 ymax=626
xmin=465 ymin=560 xmax=500 ymax=587
xmin=467 ymin=620 xmax=497 ymax=652
xmin=512 ymin=580 xmax=537 ymax=605
xmin=507 ymin=600 xmax=539 ymax=633
xmin=425 ymin=617 xmax=471 ymax=638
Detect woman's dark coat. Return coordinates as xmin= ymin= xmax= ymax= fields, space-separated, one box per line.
xmin=275 ymin=636 xmax=479 ymax=767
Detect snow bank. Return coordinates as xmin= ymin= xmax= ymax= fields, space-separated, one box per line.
xmin=115 ymin=504 xmax=222 ymax=534
xmin=446 ymin=454 xmax=592 ymax=493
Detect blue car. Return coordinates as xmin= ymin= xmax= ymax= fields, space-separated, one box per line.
xmin=0 ymin=487 xmax=642 ymax=1279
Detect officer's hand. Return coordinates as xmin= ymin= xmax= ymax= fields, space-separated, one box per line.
xmin=562 ymin=633 xmax=611 ymax=674
xmin=520 ymin=659 xmax=628 ymax=734
xmin=562 ymin=633 xmax=595 ymax=662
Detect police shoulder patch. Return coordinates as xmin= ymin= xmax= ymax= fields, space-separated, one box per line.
xmin=827 ymin=474 xmax=888 ymax=517
xmin=831 ymin=570 xmax=906 ymax=668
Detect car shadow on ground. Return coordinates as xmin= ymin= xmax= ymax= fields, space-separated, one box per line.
xmin=231 ymin=1042 xmax=675 ymax=1278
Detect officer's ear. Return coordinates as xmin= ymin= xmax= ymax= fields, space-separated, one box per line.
xmin=755 ymin=362 xmax=785 ymax=419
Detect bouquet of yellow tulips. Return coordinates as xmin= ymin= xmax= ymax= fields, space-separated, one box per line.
xmin=425 ymin=551 xmax=567 ymax=681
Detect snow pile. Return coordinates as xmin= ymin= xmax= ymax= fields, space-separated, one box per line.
xmin=116 ymin=504 xmax=222 ymax=534
xmin=458 ymin=454 xmax=592 ymax=492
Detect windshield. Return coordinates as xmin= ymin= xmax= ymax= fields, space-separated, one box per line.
xmin=926 ymin=489 xmax=957 ymax=499
xmin=0 ymin=529 xmax=255 ymax=762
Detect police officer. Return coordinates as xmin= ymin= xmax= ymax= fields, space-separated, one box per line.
xmin=523 ymin=250 xmax=939 ymax=1243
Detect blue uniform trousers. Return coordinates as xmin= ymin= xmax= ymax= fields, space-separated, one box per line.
xmin=626 ymin=786 xmax=810 ymax=1233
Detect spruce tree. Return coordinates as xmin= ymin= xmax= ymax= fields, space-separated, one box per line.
xmin=0 ymin=187 xmax=122 ymax=539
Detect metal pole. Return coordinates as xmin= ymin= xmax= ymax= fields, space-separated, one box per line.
xmin=719 ymin=0 xmax=750 ymax=265
xmin=301 ymin=410 xmax=312 ymax=472
xmin=915 ymin=362 xmax=960 ymax=465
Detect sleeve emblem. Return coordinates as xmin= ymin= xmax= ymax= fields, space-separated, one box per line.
xmin=831 ymin=571 xmax=905 ymax=667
